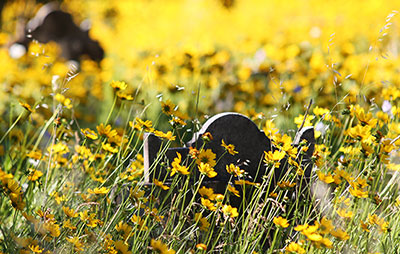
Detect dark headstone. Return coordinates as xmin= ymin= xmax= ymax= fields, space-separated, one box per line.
xmin=144 ymin=112 xmax=315 ymax=201
xmin=141 ymin=112 xmax=315 ymax=250
xmin=9 ymin=2 xmax=104 ymax=62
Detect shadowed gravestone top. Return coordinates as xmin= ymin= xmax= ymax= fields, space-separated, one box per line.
xmin=143 ymin=112 xmax=315 ymax=194
xmin=9 ymin=2 xmax=104 ymax=62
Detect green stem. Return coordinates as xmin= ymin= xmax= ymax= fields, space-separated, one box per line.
xmin=0 ymin=111 xmax=24 ymax=144
xmin=269 ymin=228 xmax=280 ymax=254
xmin=105 ymin=95 xmax=117 ymax=125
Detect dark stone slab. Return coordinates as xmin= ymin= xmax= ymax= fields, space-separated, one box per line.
xmin=186 ymin=112 xmax=272 ymax=183
xmin=10 ymin=2 xmax=104 ymax=62
xmin=143 ymin=112 xmax=315 ymax=194
xmin=141 ymin=112 xmax=315 ymax=250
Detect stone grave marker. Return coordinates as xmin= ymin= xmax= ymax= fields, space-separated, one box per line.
xmin=10 ymin=2 xmax=104 ymax=62
xmin=143 ymin=112 xmax=315 ymax=206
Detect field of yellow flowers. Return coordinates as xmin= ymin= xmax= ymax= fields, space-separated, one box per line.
xmin=2 ymin=0 xmax=400 ymax=253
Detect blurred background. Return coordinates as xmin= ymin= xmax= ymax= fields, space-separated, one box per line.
xmin=1 ymin=0 xmax=400 ymax=131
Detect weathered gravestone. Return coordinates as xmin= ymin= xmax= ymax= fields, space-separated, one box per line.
xmin=9 ymin=2 xmax=104 ymax=62
xmin=143 ymin=112 xmax=315 ymax=209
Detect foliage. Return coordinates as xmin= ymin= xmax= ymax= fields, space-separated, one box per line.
xmin=1 ymin=0 xmax=400 ymax=253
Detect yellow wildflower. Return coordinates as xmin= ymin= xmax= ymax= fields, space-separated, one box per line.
xmin=368 ymin=214 xmax=389 ymax=233
xmin=336 ymin=208 xmax=353 ymax=218
xmin=198 ymin=186 xmax=216 ymax=200
xmin=47 ymin=142 xmax=69 ymax=154
xmin=97 ymin=124 xmax=118 ymax=138
xmin=19 ymin=101 xmax=35 ymax=113
xmin=269 ymin=192 xmax=278 ymax=198
xmin=316 ymin=171 xmax=335 ymax=184
xmin=346 ymin=124 xmax=375 ymax=144
xmin=161 ymin=100 xmax=176 ymax=116
xmin=110 ymin=80 xmax=128 ymax=91
xmin=285 ymin=242 xmax=306 ymax=254
xmin=102 ymin=143 xmax=119 ymax=153
xmin=50 ymin=191 xmax=67 ymax=205
xmin=296 ymin=223 xmax=322 ymax=242
xmin=214 ymin=194 xmax=224 ymax=203
xmin=154 ymin=130 xmax=176 ymax=141
xmin=170 ymin=152 xmax=190 ymax=176
xmin=66 ymin=236 xmax=84 ymax=252
xmin=150 ymin=239 xmax=176 ymax=254
xmin=318 ymin=217 xmax=333 ymax=234
xmin=27 ymin=150 xmax=42 ymax=160
xmin=147 ymin=207 xmax=164 ymax=222
xmin=273 ymin=133 xmax=293 ymax=152
xmin=131 ymin=117 xmax=154 ymax=132
xmin=227 ymin=185 xmax=240 ymax=197
xmin=81 ymin=128 xmax=98 ymax=140
xmin=221 ymin=205 xmax=239 ymax=218
xmin=115 ymin=240 xmax=133 ymax=254
xmin=306 ymin=232 xmax=322 ymax=242
xmin=330 ymin=228 xmax=350 ymax=240
xmin=277 ymin=180 xmax=296 ymax=188
xmin=349 ymin=186 xmax=368 ymax=198
xmin=221 ymin=139 xmax=238 ymax=155
xmin=198 ymin=162 xmax=217 ymax=178
xmin=202 ymin=132 xmax=213 ymax=142
xmin=318 ymin=237 xmax=333 ymax=248
xmin=154 ymin=179 xmax=170 ymax=190
xmin=194 ymin=213 xmax=210 ymax=232
xmin=79 ymin=210 xmax=101 ymax=228
xmin=355 ymin=109 xmax=378 ymax=127
xmin=62 ymin=206 xmax=78 ymax=218
xmin=196 ymin=243 xmax=207 ymax=251
xmin=88 ymin=187 xmax=110 ymax=195
xmin=226 ymin=164 xmax=245 ymax=177
xmin=201 ymin=198 xmax=216 ymax=211
xmin=28 ymin=244 xmax=43 ymax=253
xmin=189 ymin=147 xmax=200 ymax=159
xmin=273 ymin=216 xmax=289 ymax=228
xmin=54 ymin=93 xmax=73 ymax=109
xmin=294 ymin=114 xmax=314 ymax=128
xmin=264 ymin=150 xmax=286 ymax=167
xmin=360 ymin=220 xmax=370 ymax=232
xmin=379 ymin=221 xmax=389 ymax=233
xmin=115 ymin=221 xmax=133 ymax=240
xmin=27 ymin=169 xmax=43 ymax=181
xmin=169 ymin=115 xmax=187 ymax=126
xmin=43 ymin=221 xmax=61 ymax=237
xmin=63 ymin=219 xmax=77 ymax=230
xmin=263 ymin=119 xmax=279 ymax=137
xmin=130 ymin=214 xmax=148 ymax=230
xmin=196 ymin=149 xmax=216 ymax=167
xmin=313 ymin=106 xmax=330 ymax=118
xmin=116 ymin=91 xmax=134 ymax=100
xmin=294 ymin=224 xmax=309 ymax=232
xmin=234 ymin=179 xmax=260 ymax=187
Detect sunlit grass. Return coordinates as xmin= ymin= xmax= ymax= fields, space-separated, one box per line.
xmin=1 ymin=0 xmax=400 ymax=253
